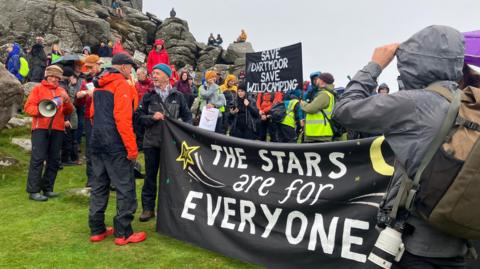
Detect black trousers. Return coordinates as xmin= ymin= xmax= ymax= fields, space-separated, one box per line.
xmin=88 ymin=152 xmax=136 ymax=238
xmin=75 ymin=105 xmax=84 ymax=145
xmin=392 ymin=251 xmax=465 ymax=269
xmin=142 ymin=147 xmax=161 ymax=212
xmin=61 ymin=128 xmax=78 ymax=163
xmin=258 ymin=119 xmax=278 ymax=142
xmin=277 ymin=124 xmax=297 ymax=143
xmin=85 ymin=119 xmax=94 ymax=187
xmin=26 ymin=129 xmax=63 ymax=193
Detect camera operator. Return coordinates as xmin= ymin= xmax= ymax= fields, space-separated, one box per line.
xmin=333 ymin=25 xmax=469 ymax=268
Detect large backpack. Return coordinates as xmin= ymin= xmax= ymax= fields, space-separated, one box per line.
xmin=391 ymin=85 xmax=480 ymax=240
xmin=270 ymin=102 xmax=287 ymax=123
xmin=320 ymin=89 xmax=346 ymax=138
xmin=19 ymin=56 xmax=29 ymax=78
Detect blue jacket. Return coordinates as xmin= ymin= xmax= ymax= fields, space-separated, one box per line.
xmin=6 ymin=43 xmax=23 ymax=81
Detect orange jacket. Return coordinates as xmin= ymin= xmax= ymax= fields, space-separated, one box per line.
xmin=90 ymin=71 xmax=138 ymax=159
xmin=256 ymin=92 xmax=284 ymax=114
xmin=24 ymin=80 xmax=74 ymax=131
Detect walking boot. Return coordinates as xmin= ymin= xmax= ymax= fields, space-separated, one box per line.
xmin=29 ymin=193 xmax=48 ymax=201
xmin=139 ymin=210 xmax=155 ymax=222
xmin=44 ymin=191 xmax=59 ymax=198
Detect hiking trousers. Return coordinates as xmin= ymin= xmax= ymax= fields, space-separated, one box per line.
xmin=142 ymin=147 xmax=161 ymax=212
xmin=88 ymin=152 xmax=137 ymax=238
xmin=26 ymin=129 xmax=63 ymax=193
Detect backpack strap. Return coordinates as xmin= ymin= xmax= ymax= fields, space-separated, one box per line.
xmin=388 ymin=85 xmax=461 ymax=222
xmin=404 ymin=85 xmax=461 ymax=210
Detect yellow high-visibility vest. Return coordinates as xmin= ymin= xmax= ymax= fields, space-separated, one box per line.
xmin=281 ymin=99 xmax=299 ymax=128
xmin=305 ymin=91 xmax=334 ymax=137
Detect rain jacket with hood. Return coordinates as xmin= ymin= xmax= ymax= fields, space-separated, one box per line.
xmin=333 ymin=25 xmax=468 ymax=258
xmin=220 ymin=74 xmax=238 ymax=109
xmin=147 ymin=39 xmax=170 ymax=73
xmin=24 ymin=80 xmax=74 ymax=131
xmin=6 ymin=43 xmax=23 ymax=81
xmin=27 ymin=43 xmax=47 ymax=82
xmin=89 ymin=68 xmax=138 ymax=160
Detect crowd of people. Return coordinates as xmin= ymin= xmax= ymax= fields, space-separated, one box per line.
xmin=3 ymin=24 xmax=480 ymax=269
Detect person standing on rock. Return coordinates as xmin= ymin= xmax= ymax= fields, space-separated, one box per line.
xmin=24 ymin=65 xmax=74 ymax=201
xmin=27 ymin=37 xmax=48 ymax=83
xmin=5 ymin=43 xmax=23 ymax=81
xmin=88 ymin=53 xmax=146 ymax=245
xmin=146 ymin=39 xmax=170 ymax=74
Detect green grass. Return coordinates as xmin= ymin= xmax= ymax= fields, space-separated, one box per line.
xmin=0 ymin=126 xmax=259 ymax=269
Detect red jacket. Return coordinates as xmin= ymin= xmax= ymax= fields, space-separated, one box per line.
xmin=135 ymin=78 xmax=153 ymax=101
xmin=90 ymin=72 xmax=138 ymax=159
xmin=74 ymin=81 xmax=94 ymax=119
xmin=24 ymin=80 xmax=74 ymax=131
xmin=146 ymin=49 xmax=170 ymax=73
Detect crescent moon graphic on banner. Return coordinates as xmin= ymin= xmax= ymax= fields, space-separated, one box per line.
xmin=370 ymin=136 xmax=394 ymax=176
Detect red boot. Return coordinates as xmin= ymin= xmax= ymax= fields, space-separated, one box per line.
xmin=90 ymin=227 xmax=114 ymax=242
xmin=114 ymin=232 xmax=147 ymax=246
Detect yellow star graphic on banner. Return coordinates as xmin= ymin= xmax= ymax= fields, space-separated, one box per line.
xmin=176 ymin=141 xmax=200 ymax=170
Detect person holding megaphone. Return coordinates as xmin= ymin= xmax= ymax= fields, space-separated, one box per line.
xmin=24 ymin=65 xmax=74 ymax=201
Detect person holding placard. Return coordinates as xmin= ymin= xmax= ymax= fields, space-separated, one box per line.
xmin=199 ymin=70 xmax=227 ymax=134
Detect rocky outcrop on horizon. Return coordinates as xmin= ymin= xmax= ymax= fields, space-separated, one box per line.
xmin=0 ymin=0 xmax=254 ymax=75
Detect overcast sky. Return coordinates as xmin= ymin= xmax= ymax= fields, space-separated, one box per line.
xmin=144 ymin=0 xmax=480 ymax=91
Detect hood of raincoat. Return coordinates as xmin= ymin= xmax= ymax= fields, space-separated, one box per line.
xmin=396 ymin=25 xmax=464 ymax=90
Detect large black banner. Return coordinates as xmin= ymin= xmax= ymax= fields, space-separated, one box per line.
xmin=157 ymin=119 xmax=399 ymax=268
xmin=245 ymin=43 xmax=303 ymax=93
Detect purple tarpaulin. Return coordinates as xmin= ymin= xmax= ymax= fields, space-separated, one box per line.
xmin=464 ymin=30 xmax=480 ymax=67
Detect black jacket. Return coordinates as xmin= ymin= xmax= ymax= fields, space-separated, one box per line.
xmin=135 ymin=88 xmax=192 ymax=148
xmin=229 ymin=95 xmax=259 ymax=135
xmin=27 ymin=44 xmax=47 ymax=82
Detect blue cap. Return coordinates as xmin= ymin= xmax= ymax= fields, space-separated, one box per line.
xmin=310 ymin=71 xmax=321 ymax=81
xmin=153 ymin=63 xmax=172 ymax=78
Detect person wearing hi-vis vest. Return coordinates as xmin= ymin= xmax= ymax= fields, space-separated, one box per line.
xmin=199 ymin=70 xmax=227 ymax=134
xmin=300 ymin=72 xmax=336 ymax=143
xmin=278 ymin=88 xmax=303 ymax=143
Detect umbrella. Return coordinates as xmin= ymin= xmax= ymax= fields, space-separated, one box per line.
xmin=51 ymin=54 xmax=84 ymax=65
xmin=464 ymin=30 xmax=480 ymax=67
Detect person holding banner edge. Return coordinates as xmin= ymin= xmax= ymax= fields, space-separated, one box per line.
xmin=135 ymin=63 xmax=192 ymax=222
xmin=333 ymin=25 xmax=469 ymax=268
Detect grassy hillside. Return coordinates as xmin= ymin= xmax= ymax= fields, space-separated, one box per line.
xmin=0 ymin=125 xmax=258 ymax=269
